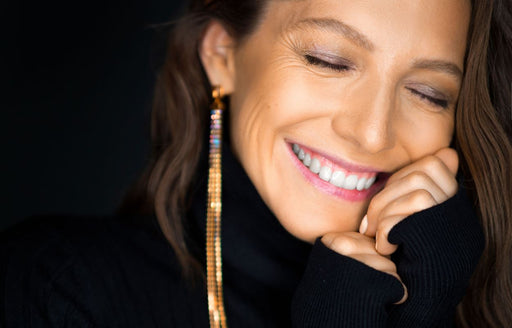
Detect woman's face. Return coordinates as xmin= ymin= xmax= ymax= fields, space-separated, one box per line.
xmin=227 ymin=0 xmax=470 ymax=242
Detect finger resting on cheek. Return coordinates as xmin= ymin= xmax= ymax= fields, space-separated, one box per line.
xmin=378 ymin=189 xmax=438 ymax=219
xmin=406 ymin=189 xmax=438 ymax=210
xmin=434 ymin=147 xmax=459 ymax=176
xmin=401 ymin=171 xmax=449 ymax=203
xmin=385 ymin=151 xmax=458 ymax=191
xmin=386 ymin=170 xmax=449 ymax=204
xmin=366 ymin=172 xmax=445 ymax=237
xmin=368 ymin=189 xmax=437 ymax=243
xmin=420 ymin=158 xmax=459 ymax=197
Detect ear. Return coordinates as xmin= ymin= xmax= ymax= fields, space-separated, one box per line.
xmin=199 ymin=21 xmax=236 ymax=94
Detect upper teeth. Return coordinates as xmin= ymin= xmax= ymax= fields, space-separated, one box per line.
xmin=293 ymin=143 xmax=377 ymax=191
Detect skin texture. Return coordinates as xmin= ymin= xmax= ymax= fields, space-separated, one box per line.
xmin=200 ymin=0 xmax=470 ymax=302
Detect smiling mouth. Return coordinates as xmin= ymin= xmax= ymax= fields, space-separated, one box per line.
xmin=292 ymin=143 xmax=378 ymax=190
xmin=289 ymin=143 xmax=388 ymax=199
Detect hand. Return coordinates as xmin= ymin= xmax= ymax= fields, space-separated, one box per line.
xmin=321 ymin=231 xmax=408 ymax=304
xmin=359 ymin=148 xmax=459 ymax=255
xmin=291 ymin=238 xmax=406 ymax=327
xmin=356 ymin=147 xmax=484 ymax=326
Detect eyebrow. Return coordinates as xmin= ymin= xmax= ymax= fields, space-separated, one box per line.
xmin=412 ymin=59 xmax=463 ymax=80
xmin=288 ymin=17 xmax=463 ymax=80
xmin=290 ymin=17 xmax=375 ymax=51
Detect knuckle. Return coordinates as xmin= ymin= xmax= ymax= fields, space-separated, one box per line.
xmin=378 ymin=207 xmax=397 ymax=224
xmin=410 ymin=189 xmax=436 ymax=206
xmin=447 ymin=179 xmax=459 ymax=197
xmin=424 ymin=156 xmax=445 ymax=172
xmin=405 ymin=171 xmax=430 ymax=187
xmin=379 ymin=215 xmax=401 ymax=231
xmin=329 ymin=236 xmax=358 ymax=255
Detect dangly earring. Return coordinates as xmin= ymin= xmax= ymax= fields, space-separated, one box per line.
xmin=206 ymin=85 xmax=228 ymax=328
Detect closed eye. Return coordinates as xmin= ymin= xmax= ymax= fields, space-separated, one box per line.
xmin=304 ymin=55 xmax=351 ymax=72
xmin=406 ymin=87 xmax=449 ymax=109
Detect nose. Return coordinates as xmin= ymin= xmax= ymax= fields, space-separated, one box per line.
xmin=331 ymin=82 xmax=396 ymax=154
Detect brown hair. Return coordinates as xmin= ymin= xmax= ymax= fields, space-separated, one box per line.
xmin=455 ymin=1 xmax=512 ymax=326
xmin=118 ymin=0 xmax=512 ymax=326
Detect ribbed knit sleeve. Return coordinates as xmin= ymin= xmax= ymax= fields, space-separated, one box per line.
xmin=291 ymin=184 xmax=484 ymax=328
xmin=291 ymin=239 xmax=404 ymax=327
xmin=386 ymin=184 xmax=484 ymax=327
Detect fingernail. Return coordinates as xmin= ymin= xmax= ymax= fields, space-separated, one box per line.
xmin=359 ymin=215 xmax=368 ymax=234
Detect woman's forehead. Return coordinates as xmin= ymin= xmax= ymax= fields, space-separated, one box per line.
xmin=254 ymin=0 xmax=470 ymax=66
xmin=263 ymin=0 xmax=470 ymax=35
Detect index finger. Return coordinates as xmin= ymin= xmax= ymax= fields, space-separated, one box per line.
xmin=385 ymin=148 xmax=459 ymax=191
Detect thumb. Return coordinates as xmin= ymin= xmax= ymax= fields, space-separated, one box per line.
xmin=434 ymin=148 xmax=459 ymax=176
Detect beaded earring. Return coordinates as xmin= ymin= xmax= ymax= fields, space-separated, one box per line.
xmin=206 ymin=85 xmax=228 ymax=328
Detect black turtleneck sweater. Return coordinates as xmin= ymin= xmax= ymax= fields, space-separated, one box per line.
xmin=0 ymin=143 xmax=484 ymax=327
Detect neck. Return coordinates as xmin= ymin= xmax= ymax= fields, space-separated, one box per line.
xmin=188 ymin=140 xmax=312 ymax=325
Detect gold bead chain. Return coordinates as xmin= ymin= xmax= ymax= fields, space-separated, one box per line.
xmin=206 ymin=86 xmax=228 ymax=328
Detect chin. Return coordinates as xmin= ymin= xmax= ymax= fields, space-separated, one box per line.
xmin=242 ymin=137 xmax=380 ymax=241
xmin=267 ymin=186 xmax=367 ymax=243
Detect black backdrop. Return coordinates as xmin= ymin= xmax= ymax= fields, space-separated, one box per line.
xmin=2 ymin=0 xmax=186 ymax=230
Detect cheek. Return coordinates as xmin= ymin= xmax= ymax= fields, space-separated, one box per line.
xmin=398 ymin=111 xmax=455 ymax=160
xmin=228 ymin=83 xmax=366 ymax=242
xmin=229 ymin=65 xmax=317 ymax=154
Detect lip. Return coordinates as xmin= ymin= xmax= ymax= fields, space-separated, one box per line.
xmin=294 ymin=141 xmax=385 ymax=173
xmin=285 ymin=140 xmax=390 ymax=202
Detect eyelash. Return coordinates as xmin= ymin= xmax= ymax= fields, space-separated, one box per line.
xmin=304 ymin=54 xmax=351 ymax=72
xmin=406 ymin=87 xmax=449 ymax=109
xmin=305 ymin=55 xmax=449 ymax=109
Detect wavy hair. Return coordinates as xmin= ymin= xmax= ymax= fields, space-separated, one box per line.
xmin=118 ymin=0 xmax=512 ymax=326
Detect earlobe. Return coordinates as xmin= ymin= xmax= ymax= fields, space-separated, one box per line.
xmin=200 ymin=21 xmax=236 ymax=94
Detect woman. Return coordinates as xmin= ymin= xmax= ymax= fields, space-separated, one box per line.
xmin=2 ymin=0 xmax=511 ymax=327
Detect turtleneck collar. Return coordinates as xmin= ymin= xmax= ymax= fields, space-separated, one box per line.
xmin=188 ymin=138 xmax=312 ymax=326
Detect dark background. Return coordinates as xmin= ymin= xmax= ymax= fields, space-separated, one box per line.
xmin=2 ymin=0 xmax=187 ymax=230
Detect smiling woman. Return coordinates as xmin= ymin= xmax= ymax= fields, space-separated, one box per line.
xmin=1 ymin=0 xmax=511 ymax=327
xmin=220 ymin=0 xmax=466 ymax=243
